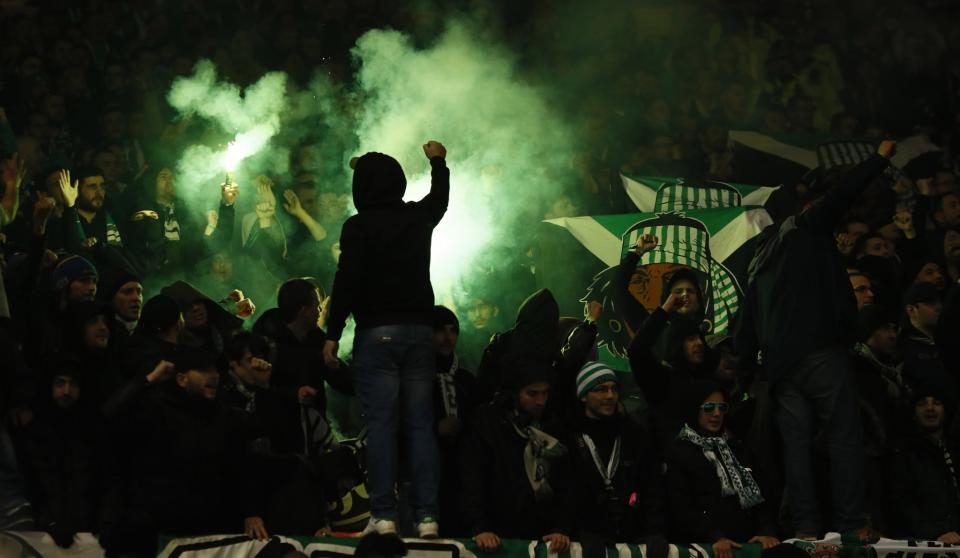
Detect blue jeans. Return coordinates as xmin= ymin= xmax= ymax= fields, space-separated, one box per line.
xmin=353 ymin=324 xmax=439 ymax=523
xmin=775 ymin=345 xmax=866 ymax=535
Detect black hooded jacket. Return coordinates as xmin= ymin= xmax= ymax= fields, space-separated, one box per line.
xmin=326 ymin=153 xmax=449 ymax=341
xmin=476 ymin=289 xmax=561 ymax=402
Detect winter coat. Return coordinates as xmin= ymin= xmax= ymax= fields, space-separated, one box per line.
xmin=665 ymin=436 xmax=777 ymax=543
xmin=628 ymin=307 xmax=715 ymax=450
xmin=101 ymin=380 xmax=257 ymax=535
xmin=885 ymin=432 xmax=960 ymax=540
xmin=568 ymin=413 xmax=665 ymax=542
xmin=899 ymin=323 xmax=953 ymax=396
xmin=21 ymin=404 xmax=105 ymax=532
xmin=254 ymin=310 xmax=353 ymax=417
xmin=459 ymin=399 xmax=574 ymax=539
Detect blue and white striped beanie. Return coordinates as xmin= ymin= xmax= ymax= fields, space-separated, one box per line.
xmin=576 ymin=361 xmax=617 ymax=399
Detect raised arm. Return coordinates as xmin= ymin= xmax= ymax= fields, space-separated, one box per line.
xmin=418 ymin=140 xmax=449 ymax=225
xmin=797 ymin=141 xmax=895 ymax=234
xmin=613 ymin=234 xmax=658 ymax=332
xmin=283 ymin=189 xmax=327 ymax=241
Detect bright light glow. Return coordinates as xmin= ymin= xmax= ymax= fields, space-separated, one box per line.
xmin=402 ymin=171 xmax=494 ymax=294
xmin=220 ymin=118 xmax=279 ymax=171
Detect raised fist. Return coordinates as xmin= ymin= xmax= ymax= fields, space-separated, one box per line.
xmin=423 ymin=140 xmax=447 ymax=160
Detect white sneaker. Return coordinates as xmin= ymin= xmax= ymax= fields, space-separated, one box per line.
xmin=416 ymin=517 xmax=439 ymax=539
xmin=362 ymin=517 xmax=398 ymax=535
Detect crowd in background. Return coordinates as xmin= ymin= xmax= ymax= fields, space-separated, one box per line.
xmin=2 ymin=0 xmax=960 ymax=556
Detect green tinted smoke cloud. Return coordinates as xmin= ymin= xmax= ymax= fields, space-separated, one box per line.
xmin=167 ymin=60 xmax=288 ymax=205
xmin=351 ymin=22 xmax=576 ymax=292
xmin=163 ymin=20 xmax=575 ymax=309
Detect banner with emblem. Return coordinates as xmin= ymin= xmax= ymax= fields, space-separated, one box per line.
xmin=546 ymin=205 xmax=771 ymax=368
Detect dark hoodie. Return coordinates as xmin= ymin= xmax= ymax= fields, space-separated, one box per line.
xmin=628 ymin=309 xmax=715 ymax=450
xmin=476 ymin=289 xmax=561 ymax=402
xmin=326 ymin=153 xmax=449 ymax=341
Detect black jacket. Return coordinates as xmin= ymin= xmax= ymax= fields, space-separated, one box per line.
xmin=476 ymin=289 xmax=560 ymax=402
xmin=459 ymin=399 xmax=574 ymax=539
xmin=326 ymin=154 xmax=449 ymax=341
xmin=899 ymin=323 xmax=952 ymax=396
xmin=434 ymin=355 xmax=481 ymax=537
xmin=628 ymin=307 xmax=714 ymax=449
xmin=219 ymin=373 xmax=304 ymax=456
xmin=568 ymin=413 xmax=665 ymax=542
xmin=102 ymin=380 xmax=257 ymax=536
xmin=256 ymin=313 xmax=353 ymax=417
xmin=736 ymin=154 xmax=890 ymax=382
xmin=851 ymin=345 xmax=910 ymax=457
xmin=665 ymin=436 xmax=777 ymax=543
xmin=21 ymin=403 xmax=105 ymax=532
xmin=885 ymin=432 xmax=960 ymax=540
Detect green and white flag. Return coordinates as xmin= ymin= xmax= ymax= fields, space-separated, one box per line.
xmin=547 ymin=206 xmax=772 ymax=270
xmin=621 ymin=174 xmax=780 ymax=213
xmin=547 ymin=205 xmax=772 ymax=365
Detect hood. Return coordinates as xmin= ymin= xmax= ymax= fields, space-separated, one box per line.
xmin=160 ymin=280 xmax=243 ymax=333
xmin=511 ymin=289 xmax=560 ymax=360
xmin=352 ymin=152 xmax=406 ymax=212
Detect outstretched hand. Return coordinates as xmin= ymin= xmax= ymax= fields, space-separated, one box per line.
xmin=58 ymin=169 xmax=79 ymax=208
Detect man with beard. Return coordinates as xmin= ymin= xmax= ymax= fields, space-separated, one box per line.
xmin=58 ymin=166 xmax=135 ymax=270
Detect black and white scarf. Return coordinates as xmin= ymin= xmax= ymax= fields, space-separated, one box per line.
xmin=159 ymin=201 xmax=181 ymax=241
xmin=511 ymin=418 xmax=567 ymax=501
xmin=437 ymin=355 xmax=459 ymax=418
xmin=677 ymin=424 xmax=764 ymax=509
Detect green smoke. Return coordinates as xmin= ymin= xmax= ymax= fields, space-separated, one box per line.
xmin=166 ymin=60 xmax=289 ymax=208
xmin=350 ymin=22 xmax=577 ymax=295
xmin=164 ymin=20 xmax=577 ymax=315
